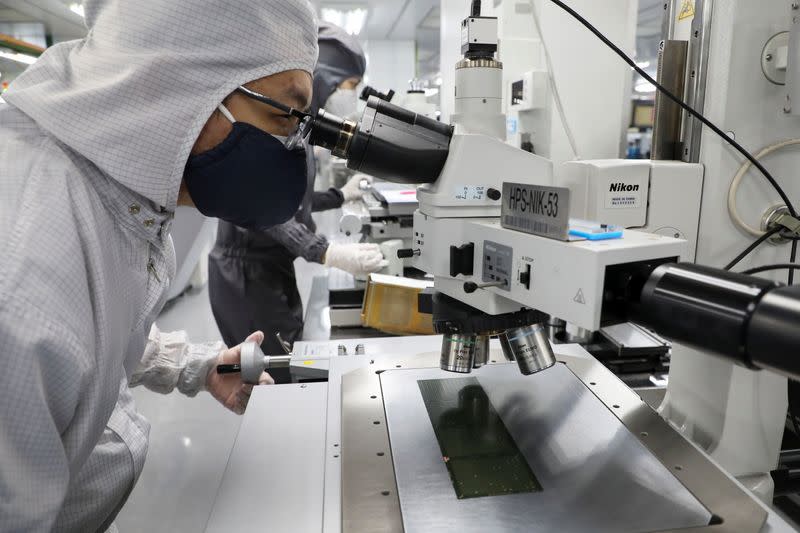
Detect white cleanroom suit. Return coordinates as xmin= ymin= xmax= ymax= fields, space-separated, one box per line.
xmin=0 ymin=0 xmax=318 ymax=530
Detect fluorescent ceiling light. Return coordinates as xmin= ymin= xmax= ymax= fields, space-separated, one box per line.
xmin=0 ymin=50 xmax=38 ymax=65
xmin=321 ymin=7 xmax=368 ymax=36
xmin=69 ymin=3 xmax=85 ymax=17
xmin=635 ymin=80 xmax=656 ymax=93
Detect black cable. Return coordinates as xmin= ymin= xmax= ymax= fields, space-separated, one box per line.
xmin=724 ymin=227 xmax=782 ymax=271
xmin=546 ymin=0 xmax=797 ymax=218
xmin=790 ymin=240 xmax=798 ymax=284
xmin=741 ymin=263 xmax=800 ymax=276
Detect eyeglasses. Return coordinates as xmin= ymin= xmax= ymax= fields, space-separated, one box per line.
xmin=235 ymin=85 xmax=314 ymax=150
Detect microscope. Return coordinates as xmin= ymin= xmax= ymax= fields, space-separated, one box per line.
xmin=271 ymin=0 xmax=800 ymax=385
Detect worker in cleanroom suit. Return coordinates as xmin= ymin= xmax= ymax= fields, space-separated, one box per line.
xmin=0 ymin=0 xmax=319 ymax=530
xmin=208 ymin=22 xmax=385 ymax=372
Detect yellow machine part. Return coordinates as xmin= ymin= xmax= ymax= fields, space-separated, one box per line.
xmin=361 ymin=274 xmax=435 ymax=336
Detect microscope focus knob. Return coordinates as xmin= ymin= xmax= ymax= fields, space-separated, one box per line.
xmin=464 ymin=280 xmax=506 ymax=293
xmin=397 ymin=248 xmax=421 ymax=259
xmin=487 ymin=188 xmax=502 ymax=201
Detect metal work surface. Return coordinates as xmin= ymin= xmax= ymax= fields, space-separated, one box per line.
xmin=204 ymin=383 xmax=328 ymax=533
xmin=381 ymin=364 xmax=711 ymax=533
xmin=341 ymin=348 xmax=770 ymax=532
xmin=202 ymin=340 xmax=791 ymax=533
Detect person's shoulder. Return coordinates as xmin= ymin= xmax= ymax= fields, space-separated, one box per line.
xmin=0 ymin=108 xmax=104 ymax=325
xmin=0 ymin=104 xmax=85 ymax=187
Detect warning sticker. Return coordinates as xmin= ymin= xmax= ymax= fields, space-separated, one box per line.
xmin=678 ymin=0 xmax=695 ymax=21
xmin=574 ymin=289 xmax=586 ymax=305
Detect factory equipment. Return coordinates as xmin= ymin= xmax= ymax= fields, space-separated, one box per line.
xmin=359 ymin=85 xmax=395 ymax=104
xmin=397 ymin=79 xmax=438 ymax=120
xmin=210 ymin=1 xmax=800 ymax=531
xmin=299 ymin=1 xmax=685 ymax=379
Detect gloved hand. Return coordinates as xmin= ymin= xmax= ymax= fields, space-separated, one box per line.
xmin=206 ymin=331 xmax=274 ymax=415
xmin=324 ymin=243 xmax=388 ymax=276
xmin=341 ymin=174 xmax=373 ymax=202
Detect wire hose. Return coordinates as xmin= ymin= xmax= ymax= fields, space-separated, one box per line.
xmin=742 ymin=263 xmax=800 ymax=276
xmin=727 ymin=139 xmax=800 ymax=237
xmin=724 ymin=227 xmax=782 ymax=271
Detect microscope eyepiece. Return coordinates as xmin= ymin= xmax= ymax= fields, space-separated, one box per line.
xmin=308 ymin=96 xmax=454 ymax=184
xmin=307 ymin=110 xmax=358 ymax=159
xmin=360 ymin=85 xmax=395 ymax=103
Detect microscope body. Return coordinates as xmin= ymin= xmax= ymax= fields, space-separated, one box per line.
xmin=306 ymin=4 xmax=688 ymax=377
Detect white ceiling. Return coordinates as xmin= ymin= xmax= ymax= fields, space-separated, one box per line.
xmin=0 ymin=0 xmax=664 ymax=83
xmin=311 ymin=0 xmax=441 ymax=79
xmin=312 ymin=0 xmax=439 ymax=40
xmin=0 ymin=0 xmax=85 ymax=42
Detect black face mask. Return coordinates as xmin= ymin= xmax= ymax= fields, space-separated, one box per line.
xmin=184 ymin=122 xmax=308 ymax=230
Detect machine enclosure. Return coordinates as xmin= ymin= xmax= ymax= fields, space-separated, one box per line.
xmin=559 ymin=160 xmax=704 ymax=260
xmin=560 ymin=160 xmax=650 ymax=228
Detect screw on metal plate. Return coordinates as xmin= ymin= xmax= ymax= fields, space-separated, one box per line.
xmin=762 ymin=32 xmax=791 ymax=85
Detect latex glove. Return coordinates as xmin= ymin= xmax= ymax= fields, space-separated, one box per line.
xmin=325 ymin=243 xmax=388 ymax=276
xmin=206 ymin=331 xmax=274 ymax=415
xmin=341 ymin=174 xmax=374 ymax=202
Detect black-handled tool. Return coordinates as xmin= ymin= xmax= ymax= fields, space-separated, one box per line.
xmin=463 ymin=280 xmax=507 ymax=294
xmin=397 ymin=248 xmax=421 ymax=259
xmin=214 ymin=341 xmax=292 ymax=384
xmin=216 ymin=363 xmax=242 ymax=374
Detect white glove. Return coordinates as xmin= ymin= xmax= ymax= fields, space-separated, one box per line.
xmin=324 ymin=243 xmax=388 ymax=276
xmin=341 ymin=174 xmax=373 ymax=203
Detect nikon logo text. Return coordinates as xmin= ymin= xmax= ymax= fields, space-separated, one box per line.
xmin=609 ymin=183 xmax=640 ymax=192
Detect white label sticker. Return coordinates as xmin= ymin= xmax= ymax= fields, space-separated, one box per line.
xmin=454 ymin=185 xmax=487 ymax=201
xmin=502 ymin=183 xmax=571 ymax=240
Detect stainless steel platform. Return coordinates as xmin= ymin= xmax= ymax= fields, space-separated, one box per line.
xmin=341 ymin=349 xmax=773 ymax=533
xmin=205 ymin=339 xmax=797 ymax=533
xmin=381 ymin=364 xmax=710 ymax=533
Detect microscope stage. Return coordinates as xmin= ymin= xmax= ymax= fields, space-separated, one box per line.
xmin=378 ymin=363 xmax=710 ymax=532
xmin=208 ymin=340 xmax=779 ymax=533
